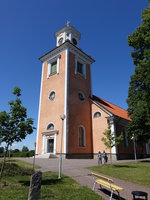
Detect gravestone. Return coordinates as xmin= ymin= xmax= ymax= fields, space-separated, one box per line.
xmin=28 ymin=171 xmax=42 ymax=200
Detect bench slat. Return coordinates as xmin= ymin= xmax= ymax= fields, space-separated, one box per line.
xmin=91 ymin=172 xmax=113 ymax=183
xmin=96 ymin=180 xmax=123 ymax=191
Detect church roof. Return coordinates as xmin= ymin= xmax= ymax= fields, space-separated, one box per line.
xmin=91 ymin=95 xmax=131 ymax=121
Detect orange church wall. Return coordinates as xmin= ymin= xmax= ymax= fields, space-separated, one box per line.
xmin=92 ymin=103 xmax=110 ymax=154
xmin=37 ymin=51 xmax=66 ymax=154
xmin=67 ymin=52 xmax=93 ymax=154
xmin=116 ymin=124 xmax=146 ymax=156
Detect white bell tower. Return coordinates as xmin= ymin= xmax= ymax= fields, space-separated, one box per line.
xmin=55 ymin=21 xmax=81 ymax=47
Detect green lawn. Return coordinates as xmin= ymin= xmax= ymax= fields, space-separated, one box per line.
xmin=0 ymin=159 xmax=104 ymax=200
xmin=89 ymin=161 xmax=150 ymax=187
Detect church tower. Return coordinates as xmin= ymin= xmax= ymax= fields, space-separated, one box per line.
xmin=36 ymin=23 xmax=95 ymax=158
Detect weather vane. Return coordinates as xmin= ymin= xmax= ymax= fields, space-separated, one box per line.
xmin=66 ymin=20 xmax=70 ymax=27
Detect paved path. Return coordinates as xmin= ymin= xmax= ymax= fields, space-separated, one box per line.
xmin=19 ymin=158 xmax=150 ymax=200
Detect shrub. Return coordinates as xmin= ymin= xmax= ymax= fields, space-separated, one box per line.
xmin=0 ymin=162 xmax=33 ymax=177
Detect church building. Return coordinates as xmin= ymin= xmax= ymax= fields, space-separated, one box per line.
xmin=36 ymin=23 xmax=148 ymax=160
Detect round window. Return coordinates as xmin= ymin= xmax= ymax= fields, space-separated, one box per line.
xmin=78 ymin=92 xmax=85 ymax=101
xmin=49 ymin=91 xmax=55 ymax=101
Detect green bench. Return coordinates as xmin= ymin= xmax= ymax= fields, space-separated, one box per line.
xmin=91 ymin=172 xmax=123 ymax=200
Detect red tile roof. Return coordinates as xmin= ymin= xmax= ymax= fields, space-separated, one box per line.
xmin=92 ymin=95 xmax=131 ymax=121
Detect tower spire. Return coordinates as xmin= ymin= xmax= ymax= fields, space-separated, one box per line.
xmin=66 ymin=20 xmax=70 ymax=27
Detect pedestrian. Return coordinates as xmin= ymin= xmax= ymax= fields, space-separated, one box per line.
xmin=102 ymin=150 xmax=106 ymax=164
xmin=98 ymin=151 xmax=102 ymax=166
xmin=105 ymin=153 xmax=108 ymax=163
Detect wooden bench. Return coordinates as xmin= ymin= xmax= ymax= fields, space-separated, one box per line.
xmin=91 ymin=172 xmax=123 ymax=200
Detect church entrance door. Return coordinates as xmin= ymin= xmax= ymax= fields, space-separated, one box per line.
xmin=47 ymin=139 xmax=54 ymax=153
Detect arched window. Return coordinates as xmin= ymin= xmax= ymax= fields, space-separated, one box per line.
xmin=78 ymin=126 xmax=85 ymax=147
xmin=47 ymin=123 xmax=54 ymax=130
xmin=94 ymin=112 xmax=101 ymax=118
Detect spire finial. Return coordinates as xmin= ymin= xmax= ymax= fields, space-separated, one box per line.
xmin=66 ymin=20 xmax=70 ymax=27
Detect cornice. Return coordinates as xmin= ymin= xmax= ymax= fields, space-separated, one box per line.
xmin=39 ymin=41 xmax=95 ymax=64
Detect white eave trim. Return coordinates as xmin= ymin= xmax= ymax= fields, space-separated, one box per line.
xmin=90 ymin=98 xmax=113 ymax=117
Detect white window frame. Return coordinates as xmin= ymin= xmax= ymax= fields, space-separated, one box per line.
xmin=78 ymin=125 xmax=86 ymax=147
xmin=47 ymin=56 xmax=60 ymax=78
xmin=75 ymin=57 xmax=86 ymax=79
xmin=47 ymin=122 xmax=55 ymax=130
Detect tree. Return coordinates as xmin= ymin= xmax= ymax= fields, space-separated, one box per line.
xmin=127 ymin=3 xmax=150 ymax=143
xmin=22 ymin=146 xmax=29 ymax=152
xmin=0 ymin=147 xmax=4 ymax=154
xmin=0 ymin=87 xmax=35 ymax=181
xmin=13 ymin=149 xmax=20 ymax=153
xmin=101 ymin=125 xmax=123 ymax=164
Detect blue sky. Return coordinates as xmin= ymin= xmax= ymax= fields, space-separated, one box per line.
xmin=0 ymin=0 xmax=148 ymax=150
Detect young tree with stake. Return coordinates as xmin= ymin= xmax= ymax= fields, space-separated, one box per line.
xmin=0 ymin=87 xmax=35 ymax=181
xmin=101 ymin=125 xmax=123 ymax=164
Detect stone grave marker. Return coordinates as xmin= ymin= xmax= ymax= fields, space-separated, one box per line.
xmin=28 ymin=171 xmax=42 ymax=200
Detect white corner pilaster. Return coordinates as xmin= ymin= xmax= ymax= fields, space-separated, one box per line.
xmin=36 ymin=63 xmax=44 ymax=154
xmin=109 ymin=117 xmax=116 ymax=154
xmin=64 ymin=48 xmax=69 ymax=154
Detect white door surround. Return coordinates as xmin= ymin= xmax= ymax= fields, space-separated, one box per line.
xmin=42 ymin=131 xmax=57 ymax=155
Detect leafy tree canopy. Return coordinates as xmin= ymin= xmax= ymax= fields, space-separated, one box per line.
xmin=13 ymin=148 xmax=20 ymax=153
xmin=0 ymin=87 xmax=35 ymax=150
xmin=22 ymin=146 xmax=29 ymax=152
xmin=101 ymin=125 xmax=123 ymax=164
xmin=101 ymin=125 xmax=123 ymax=150
xmin=127 ymin=4 xmax=150 ymax=143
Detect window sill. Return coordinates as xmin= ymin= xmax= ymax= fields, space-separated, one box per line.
xmin=76 ymin=72 xmax=86 ymax=79
xmin=48 ymin=72 xmax=57 ymax=78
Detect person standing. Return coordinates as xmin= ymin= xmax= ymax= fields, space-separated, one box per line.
xmin=102 ymin=150 xmax=106 ymax=164
xmin=98 ymin=151 xmax=102 ymax=165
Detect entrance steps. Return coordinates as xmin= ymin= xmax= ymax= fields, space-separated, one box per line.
xmin=35 ymin=153 xmax=58 ymax=159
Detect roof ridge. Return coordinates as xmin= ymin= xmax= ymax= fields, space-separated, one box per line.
xmin=93 ymin=95 xmax=128 ymax=112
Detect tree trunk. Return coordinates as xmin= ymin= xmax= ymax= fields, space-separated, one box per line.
xmin=0 ymin=146 xmax=8 ymax=182
xmin=110 ymin=149 xmax=112 ymax=165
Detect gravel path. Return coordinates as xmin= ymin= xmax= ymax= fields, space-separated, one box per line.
xmin=19 ymin=158 xmax=150 ymax=200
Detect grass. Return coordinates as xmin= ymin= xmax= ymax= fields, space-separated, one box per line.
xmin=89 ymin=161 xmax=150 ymax=187
xmin=0 ymin=159 xmax=104 ymax=200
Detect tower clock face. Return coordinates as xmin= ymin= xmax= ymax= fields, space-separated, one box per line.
xmin=72 ymin=38 xmax=77 ymax=45
xmin=58 ymin=37 xmax=63 ymax=45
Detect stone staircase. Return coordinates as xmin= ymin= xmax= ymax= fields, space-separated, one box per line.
xmin=35 ymin=153 xmax=58 ymax=159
